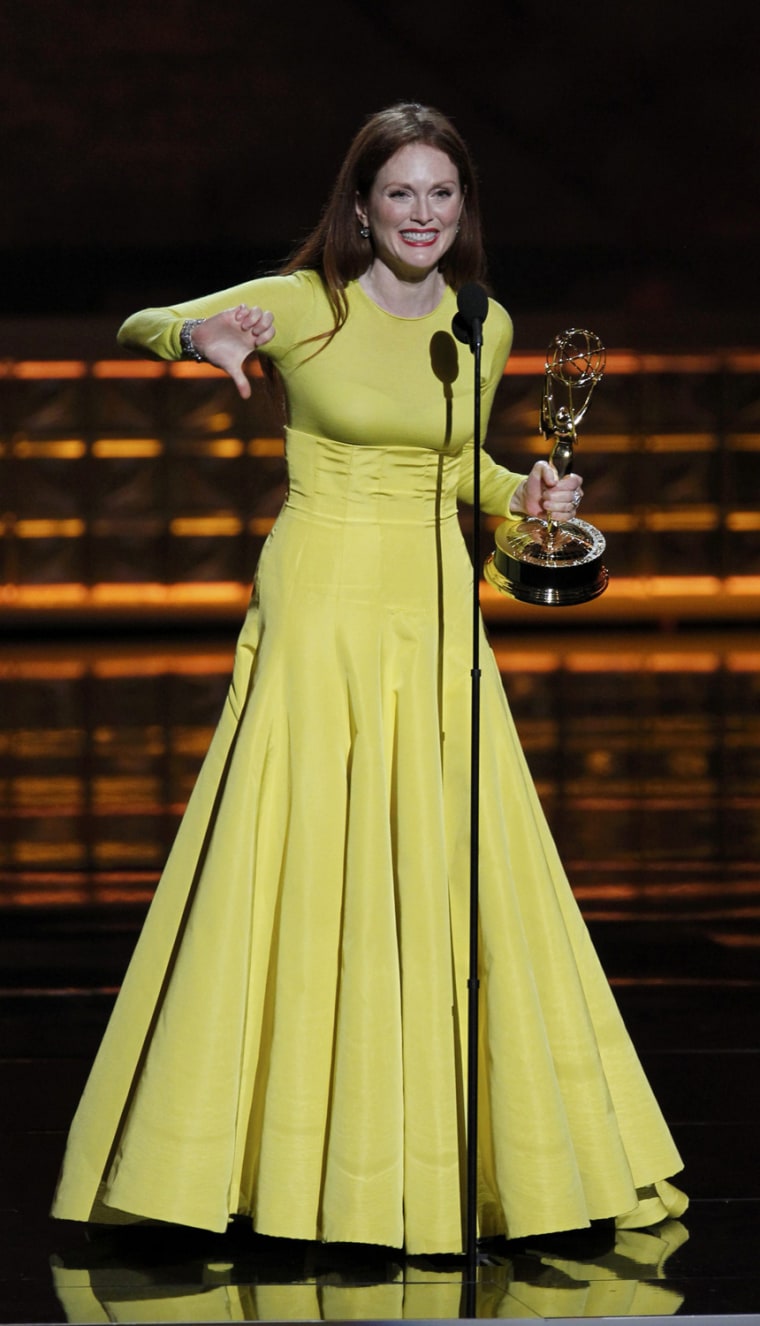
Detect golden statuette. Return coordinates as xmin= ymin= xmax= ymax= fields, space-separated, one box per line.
xmin=484 ymin=328 xmax=609 ymax=606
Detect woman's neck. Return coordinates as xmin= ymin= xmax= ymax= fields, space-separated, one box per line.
xmin=358 ymin=262 xmax=447 ymax=318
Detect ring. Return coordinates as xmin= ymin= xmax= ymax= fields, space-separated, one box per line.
xmin=572 ymin=490 xmax=582 ymax=506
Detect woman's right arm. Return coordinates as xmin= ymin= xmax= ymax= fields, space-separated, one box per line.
xmin=118 ymin=280 xmax=278 ymax=400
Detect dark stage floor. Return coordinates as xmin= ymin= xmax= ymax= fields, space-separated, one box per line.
xmin=1 ymin=630 xmax=759 ymax=1322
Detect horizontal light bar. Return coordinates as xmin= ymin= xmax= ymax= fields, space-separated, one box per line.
xmin=12 ymin=439 xmax=87 ymax=459
xmin=169 ymin=515 xmax=243 ymax=537
xmin=92 ymin=438 xmax=163 ymax=458
xmin=13 ymin=518 xmax=85 ymax=538
xmin=4 ymin=352 xmax=759 ymax=384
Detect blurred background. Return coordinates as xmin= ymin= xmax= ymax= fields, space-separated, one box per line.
xmin=2 ymin=0 xmax=758 ymax=335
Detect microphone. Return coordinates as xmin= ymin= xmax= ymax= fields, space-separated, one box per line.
xmin=452 ymin=282 xmax=489 ymax=351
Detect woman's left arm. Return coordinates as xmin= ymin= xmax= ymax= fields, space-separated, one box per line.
xmin=456 ymin=299 xmax=584 ymax=522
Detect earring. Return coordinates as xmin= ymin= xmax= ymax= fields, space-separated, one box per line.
xmin=359 ymin=224 xmax=371 ymax=239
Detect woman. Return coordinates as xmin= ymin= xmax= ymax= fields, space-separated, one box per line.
xmin=52 ymin=103 xmax=686 ymax=1255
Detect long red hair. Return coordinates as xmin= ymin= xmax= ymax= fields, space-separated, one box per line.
xmin=280 ymin=102 xmax=488 ymax=335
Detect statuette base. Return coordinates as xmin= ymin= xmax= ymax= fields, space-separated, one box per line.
xmin=484 ymin=516 xmax=609 ymax=607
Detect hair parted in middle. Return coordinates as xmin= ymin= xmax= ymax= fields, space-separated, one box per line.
xmin=281 ymin=102 xmax=488 ymax=337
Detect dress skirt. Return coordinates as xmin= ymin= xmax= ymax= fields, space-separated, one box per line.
xmin=51 ymin=431 xmax=686 ymax=1255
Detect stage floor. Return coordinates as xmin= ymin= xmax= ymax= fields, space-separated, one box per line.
xmin=1 ymin=628 xmax=759 ymax=1322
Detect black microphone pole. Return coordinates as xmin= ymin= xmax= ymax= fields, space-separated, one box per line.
xmin=452 ymin=283 xmax=488 ymax=1284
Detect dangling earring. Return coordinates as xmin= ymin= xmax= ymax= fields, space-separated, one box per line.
xmin=359 ymin=224 xmax=371 ymax=239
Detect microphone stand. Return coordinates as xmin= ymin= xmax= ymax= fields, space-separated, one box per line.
xmin=466 ymin=327 xmax=482 ymax=1287
xmin=453 ymin=310 xmax=482 ymax=1283
xmin=453 ymin=285 xmax=488 ymax=1306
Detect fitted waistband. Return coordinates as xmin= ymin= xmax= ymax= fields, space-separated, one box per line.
xmin=283 ymin=430 xmax=463 ymax=525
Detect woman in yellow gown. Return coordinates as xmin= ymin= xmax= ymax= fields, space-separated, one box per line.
xmin=51 ymin=102 xmax=686 ymax=1256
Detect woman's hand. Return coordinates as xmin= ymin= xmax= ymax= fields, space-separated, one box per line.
xmin=510 ymin=460 xmax=584 ymax=522
xmin=190 ymin=304 xmax=275 ymax=399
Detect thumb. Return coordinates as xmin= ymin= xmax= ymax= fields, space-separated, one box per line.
xmin=537 ymin=459 xmax=558 ymax=487
xmin=229 ymin=364 xmax=251 ymax=400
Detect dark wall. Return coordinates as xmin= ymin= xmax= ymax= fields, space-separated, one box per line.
xmin=3 ymin=1 xmax=758 ymax=322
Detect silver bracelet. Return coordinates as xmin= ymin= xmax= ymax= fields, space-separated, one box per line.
xmin=179 ymin=318 xmax=206 ymax=361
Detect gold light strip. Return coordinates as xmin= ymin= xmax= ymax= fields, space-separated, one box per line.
xmin=727 ymin=352 xmax=760 ymax=371
xmin=92 ymin=361 xmax=167 ymax=378
xmin=728 ymin=652 xmax=760 ymax=671
xmin=92 ymin=438 xmax=163 ymax=457
xmin=168 ymin=358 xmax=263 ymax=379
xmin=10 ymin=844 xmax=88 ymax=866
xmin=645 ymin=507 xmax=720 ymax=530
xmin=649 ymin=652 xmax=723 ymax=671
xmin=168 ymin=361 xmax=228 ymax=379
xmin=566 ymin=651 xmax=722 ymax=673
xmin=645 ymin=433 xmax=718 ymax=451
xmin=1 ymin=661 xmax=87 ymax=680
xmin=88 ymin=582 xmax=247 ymax=605
xmin=14 ymin=519 xmax=85 ymax=538
xmin=505 ymin=351 xmax=645 ymax=375
xmin=726 ymin=576 xmax=760 ymax=593
xmin=492 ymin=648 xmax=560 ymax=671
xmin=566 ymin=434 xmax=638 ymax=453
xmin=641 ymin=575 xmax=721 ymax=595
xmin=727 ymin=512 xmax=760 ymax=530
xmin=0 ymin=584 xmax=89 ymax=606
xmin=93 ymin=653 xmax=234 ymax=678
xmin=640 ymin=353 xmax=725 ymax=373
xmin=730 ymin=434 xmax=760 ymax=450
xmin=11 ymin=361 xmax=87 ymax=379
xmin=503 ymin=351 xmax=746 ymax=375
xmin=12 ymin=439 xmax=86 ymax=459
xmin=176 ymin=437 xmax=243 ymax=457
xmin=169 ymin=515 xmax=243 ymax=537
xmin=514 ymin=433 xmax=643 ymax=457
xmin=248 ymin=437 xmax=285 ymax=456
xmin=591 ymin=513 xmax=639 ymax=531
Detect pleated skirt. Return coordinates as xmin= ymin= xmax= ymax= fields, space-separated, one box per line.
xmin=51 ymin=432 xmax=686 ymax=1254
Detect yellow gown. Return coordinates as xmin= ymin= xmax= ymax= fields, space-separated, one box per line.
xmin=51 ymin=272 xmax=686 ymax=1255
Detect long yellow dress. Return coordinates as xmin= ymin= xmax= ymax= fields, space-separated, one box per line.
xmin=51 ymin=272 xmax=687 ymax=1255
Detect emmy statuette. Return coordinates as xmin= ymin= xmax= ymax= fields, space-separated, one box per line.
xmin=484 ymin=328 xmax=609 ymax=606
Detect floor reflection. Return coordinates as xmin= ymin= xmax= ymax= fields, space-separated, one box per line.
xmin=49 ymin=1220 xmax=688 ymax=1321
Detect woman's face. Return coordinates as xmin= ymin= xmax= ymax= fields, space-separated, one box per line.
xmin=356 ymin=143 xmax=464 ymax=280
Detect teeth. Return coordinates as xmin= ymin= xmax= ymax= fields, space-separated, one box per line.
xmin=401 ymin=231 xmax=437 ymax=241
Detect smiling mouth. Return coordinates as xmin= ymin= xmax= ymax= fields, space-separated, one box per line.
xmin=399 ymin=230 xmax=439 ymax=245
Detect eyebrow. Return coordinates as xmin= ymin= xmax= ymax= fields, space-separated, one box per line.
xmin=382 ymin=178 xmax=459 ymax=189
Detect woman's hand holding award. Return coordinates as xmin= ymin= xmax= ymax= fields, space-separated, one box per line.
xmin=485 ymin=328 xmax=609 ymax=606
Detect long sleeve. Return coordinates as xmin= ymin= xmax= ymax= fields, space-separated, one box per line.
xmin=117 ymin=282 xmax=262 ymax=360
xmin=117 ymin=272 xmax=320 ymax=363
xmin=456 ymin=442 xmax=526 ymax=517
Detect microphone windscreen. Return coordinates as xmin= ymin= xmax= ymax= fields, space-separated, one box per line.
xmin=457 ymin=282 xmax=489 ymax=325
